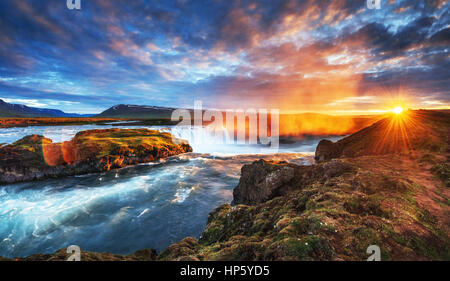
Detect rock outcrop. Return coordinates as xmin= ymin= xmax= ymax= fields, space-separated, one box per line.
xmin=0 ymin=129 xmax=192 ymax=184
xmin=232 ymin=159 xmax=355 ymax=206
xmin=232 ymin=160 xmax=296 ymax=205
xmin=314 ymin=139 xmax=342 ymax=162
xmin=315 ymin=110 xmax=450 ymax=162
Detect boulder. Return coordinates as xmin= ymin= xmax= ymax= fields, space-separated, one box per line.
xmin=232 ymin=160 xmax=296 ymax=205
xmin=314 ymin=139 xmax=342 ymax=162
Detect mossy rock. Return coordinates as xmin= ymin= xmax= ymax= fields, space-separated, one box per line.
xmin=265 ymin=236 xmax=334 ymax=261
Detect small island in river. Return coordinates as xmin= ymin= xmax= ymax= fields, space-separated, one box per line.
xmin=0 ymin=128 xmax=192 ymax=184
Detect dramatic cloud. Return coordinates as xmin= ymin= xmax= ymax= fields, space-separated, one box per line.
xmin=0 ymin=0 xmax=448 ymax=114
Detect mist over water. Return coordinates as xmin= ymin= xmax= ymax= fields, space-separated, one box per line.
xmin=0 ymin=123 xmax=341 ymax=154
xmin=0 ymin=124 xmax=338 ymax=258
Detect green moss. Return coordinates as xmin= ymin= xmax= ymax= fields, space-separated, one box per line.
xmin=383 ymin=225 xmax=406 ymax=245
xmin=201 ymin=226 xmax=224 ymax=244
xmin=431 ymin=163 xmax=450 ymax=187
xmin=352 ymin=228 xmax=391 ymax=260
xmin=343 ymin=195 xmax=389 ymax=218
xmin=273 ymin=236 xmax=334 ymax=260
xmin=227 ymin=241 xmax=267 ymax=260
xmin=73 ymin=129 xmax=189 ymax=158
xmin=291 ymin=216 xmax=323 ymax=235
xmin=250 ymin=220 xmax=273 ymax=235
xmin=417 ymin=209 xmax=437 ymax=226
xmin=305 ymin=199 xmax=317 ymax=210
xmin=157 ymin=238 xmax=200 ymax=261
xmin=406 ymin=236 xmax=445 ymax=260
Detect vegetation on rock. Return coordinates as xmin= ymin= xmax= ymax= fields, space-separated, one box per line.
xmin=0 ymin=128 xmax=192 ymax=184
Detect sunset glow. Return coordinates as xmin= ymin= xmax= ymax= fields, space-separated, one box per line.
xmin=0 ymin=1 xmax=448 ymax=114
xmin=393 ymin=107 xmax=404 ymax=115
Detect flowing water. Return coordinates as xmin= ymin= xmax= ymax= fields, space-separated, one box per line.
xmin=0 ymin=124 xmax=342 ymax=258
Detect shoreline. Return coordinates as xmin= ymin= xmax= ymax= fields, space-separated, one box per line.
xmin=0 ymin=117 xmax=179 ymax=129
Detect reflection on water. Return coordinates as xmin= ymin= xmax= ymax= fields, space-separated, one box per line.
xmin=0 ymin=124 xmax=336 ymax=258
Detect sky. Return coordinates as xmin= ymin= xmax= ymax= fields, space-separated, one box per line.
xmin=0 ymin=0 xmax=449 ymax=114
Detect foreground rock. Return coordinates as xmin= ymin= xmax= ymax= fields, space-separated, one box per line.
xmin=0 ymin=129 xmax=192 ymax=184
xmin=14 ymin=153 xmax=447 ymax=261
xmin=233 ymin=159 xmax=354 ymax=205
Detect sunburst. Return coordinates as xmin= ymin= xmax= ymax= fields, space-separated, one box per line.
xmin=392 ymin=106 xmax=404 ymax=115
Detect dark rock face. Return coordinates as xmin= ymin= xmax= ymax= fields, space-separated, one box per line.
xmin=232 ymin=160 xmax=296 ymax=205
xmin=232 ymin=159 xmax=355 ymax=206
xmin=314 ymin=139 xmax=342 ymax=162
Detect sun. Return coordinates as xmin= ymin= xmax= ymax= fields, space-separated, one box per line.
xmin=392 ymin=106 xmax=404 ymax=115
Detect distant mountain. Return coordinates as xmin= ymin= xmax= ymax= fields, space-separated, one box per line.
xmin=0 ymin=99 xmax=93 ymax=118
xmin=96 ymin=104 xmax=179 ymax=119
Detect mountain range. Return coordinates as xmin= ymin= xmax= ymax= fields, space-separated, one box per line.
xmin=0 ymin=99 xmax=180 ymax=119
xmin=0 ymin=99 xmax=92 ymax=118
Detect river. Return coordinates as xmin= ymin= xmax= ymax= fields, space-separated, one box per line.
xmin=0 ymin=124 xmax=341 ymax=258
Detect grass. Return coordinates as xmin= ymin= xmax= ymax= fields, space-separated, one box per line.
xmin=72 ymin=129 xmax=186 ymax=158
